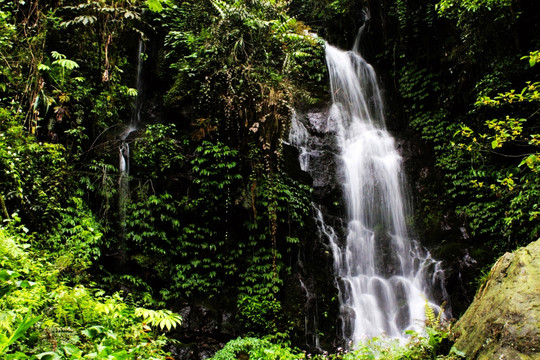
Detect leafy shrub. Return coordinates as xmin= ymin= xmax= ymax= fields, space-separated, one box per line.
xmin=0 ymin=223 xmax=181 ymax=359
xmin=211 ymin=336 xmax=305 ymax=360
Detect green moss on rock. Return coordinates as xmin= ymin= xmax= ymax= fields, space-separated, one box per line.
xmin=453 ymin=239 xmax=540 ymax=360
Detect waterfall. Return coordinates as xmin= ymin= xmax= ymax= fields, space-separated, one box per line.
xmin=118 ymin=39 xmax=144 ymax=258
xmin=290 ymin=39 xmax=449 ymax=346
xmin=327 ymin=40 xmax=448 ymax=344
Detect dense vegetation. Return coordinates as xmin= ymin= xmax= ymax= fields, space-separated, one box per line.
xmin=389 ymin=0 xmax=540 ymax=256
xmin=0 ymin=0 xmax=538 ymax=358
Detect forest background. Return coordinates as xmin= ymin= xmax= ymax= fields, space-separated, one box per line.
xmin=0 ymin=0 xmax=538 ymax=358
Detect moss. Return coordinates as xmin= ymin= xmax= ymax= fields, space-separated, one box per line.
xmin=453 ymin=239 xmax=540 ymax=360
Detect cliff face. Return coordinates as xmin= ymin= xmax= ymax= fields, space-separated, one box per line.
xmin=453 ymin=239 xmax=540 ymax=360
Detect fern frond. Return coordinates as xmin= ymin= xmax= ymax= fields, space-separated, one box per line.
xmin=273 ymin=17 xmax=296 ymax=35
xmin=436 ymin=301 xmax=447 ymax=324
xmin=211 ymin=0 xmax=251 ymax=23
xmin=424 ymin=297 xmax=436 ymax=326
xmin=292 ymin=51 xmax=312 ymax=58
xmin=211 ymin=0 xmax=238 ymax=19
xmin=281 ymin=33 xmax=306 ymax=41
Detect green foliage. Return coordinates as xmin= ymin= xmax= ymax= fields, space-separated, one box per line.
xmin=523 ymin=50 xmax=540 ymax=67
xmin=132 ymin=123 xmax=185 ymax=180
xmin=436 ymin=0 xmax=512 ymax=18
xmin=451 ymin=51 xmax=540 ymax=246
xmin=397 ymin=63 xmax=452 ymax=153
xmin=163 ymin=0 xmax=325 ymax=161
xmin=0 ymin=115 xmax=69 ymax=230
xmin=0 ymin=0 xmax=153 ymax=249
xmin=288 ymin=0 xmax=366 ymax=48
xmin=436 ymin=0 xmax=517 ymax=66
xmin=126 ymin=133 xmax=311 ymax=324
xmin=125 ymin=191 xmax=183 ymax=288
xmin=48 ymin=197 xmax=104 ymax=275
xmin=0 ymin=0 xmax=49 ymax=130
xmin=189 ymin=140 xmax=242 ymax=201
xmin=211 ymin=325 xmax=465 ymax=360
xmin=0 ymin=311 xmax=42 ymax=356
xmin=1 ymin=0 xmax=318 ymax=351
xmin=234 ymin=168 xmax=311 ymax=335
xmin=0 ymin=224 xmax=179 ymax=359
xmin=126 ymin=140 xmax=243 ymax=299
xmin=145 ymin=0 xmax=165 ymax=13
xmin=236 ymin=294 xmax=282 ymax=334
xmin=133 ymin=308 xmax=182 ymax=331
xmin=385 ymin=0 xmax=539 ymax=265
xmin=210 ymin=336 xmax=305 ymax=360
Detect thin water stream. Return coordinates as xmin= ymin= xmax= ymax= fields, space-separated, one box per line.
xmin=118 ymin=39 xmax=144 ymax=259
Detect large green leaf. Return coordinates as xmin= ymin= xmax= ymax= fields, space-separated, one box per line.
xmin=145 ymin=0 xmax=163 ymax=12
xmin=52 ymin=59 xmax=79 ymax=70
xmin=0 ymin=312 xmax=42 ymax=354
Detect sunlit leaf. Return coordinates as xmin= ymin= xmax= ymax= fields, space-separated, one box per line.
xmin=51 ymin=51 xmax=65 ymax=60
xmin=37 ymin=64 xmax=50 ymax=71
xmin=52 ymin=58 xmax=79 ymax=70
xmin=126 ymin=88 xmax=138 ymax=97
xmin=145 ymin=0 xmax=163 ymax=12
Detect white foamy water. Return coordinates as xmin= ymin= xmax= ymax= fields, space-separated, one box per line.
xmin=290 ymin=40 xmax=448 ymax=346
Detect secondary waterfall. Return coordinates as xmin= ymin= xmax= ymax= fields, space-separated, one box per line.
xmin=290 ymin=40 xmax=448 ymax=346
xmin=118 ymin=39 xmax=144 ymax=258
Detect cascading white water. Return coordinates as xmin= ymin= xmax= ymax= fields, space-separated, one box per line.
xmin=327 ymin=41 xmax=448 ymax=344
xmin=289 ymin=39 xmax=449 ymax=346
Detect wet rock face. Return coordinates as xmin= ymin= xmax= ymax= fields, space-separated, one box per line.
xmin=284 ymin=109 xmax=346 ymax=349
xmin=453 ymin=239 xmax=540 ymax=360
xmin=171 ymin=304 xmax=236 ymax=360
xmin=296 ymin=110 xmax=344 ymax=217
xmin=398 ymin=129 xmax=479 ymax=316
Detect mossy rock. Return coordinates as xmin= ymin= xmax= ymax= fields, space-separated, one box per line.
xmin=453 ymin=239 xmax=540 ymax=360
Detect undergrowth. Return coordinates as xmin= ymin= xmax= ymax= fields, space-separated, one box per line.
xmin=0 ymin=218 xmax=181 ymax=359
xmin=210 ymin=330 xmax=465 ymax=360
xmin=210 ymin=302 xmax=465 ymax=360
